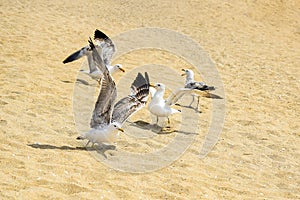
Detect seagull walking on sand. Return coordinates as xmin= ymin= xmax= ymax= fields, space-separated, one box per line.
xmin=181 ymin=69 xmax=215 ymax=111
xmin=148 ymin=83 xmax=192 ymax=126
xmin=63 ymin=29 xmax=125 ymax=83
xmin=76 ymin=38 xmax=150 ymax=147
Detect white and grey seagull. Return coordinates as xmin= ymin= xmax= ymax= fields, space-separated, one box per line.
xmin=63 ymin=29 xmax=125 ymax=83
xmin=148 ymin=83 xmax=192 ymax=126
xmin=76 ymin=38 xmax=150 ymax=147
xmin=181 ymin=69 xmax=215 ymax=110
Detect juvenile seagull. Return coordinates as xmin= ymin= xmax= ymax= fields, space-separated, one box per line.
xmin=63 ymin=29 xmax=125 ymax=83
xmin=181 ymin=69 xmax=215 ymax=110
xmin=148 ymin=83 xmax=192 ymax=126
xmin=76 ymin=39 xmax=150 ymax=147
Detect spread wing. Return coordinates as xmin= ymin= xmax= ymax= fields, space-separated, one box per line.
xmin=94 ymin=29 xmax=116 ymax=67
xmin=165 ymin=88 xmax=193 ymax=106
xmin=63 ymin=44 xmax=102 ymax=74
xmin=63 ymin=46 xmax=90 ymax=64
xmin=89 ymin=38 xmax=117 ymax=128
xmin=111 ymin=72 xmax=150 ymax=125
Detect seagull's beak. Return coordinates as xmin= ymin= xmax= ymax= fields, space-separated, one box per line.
xmin=118 ymin=128 xmax=124 ymax=132
xmin=181 ymin=73 xmax=186 ymax=76
xmin=119 ymin=67 xmax=125 ymax=72
xmin=149 ymin=83 xmax=155 ymax=87
xmin=181 ymin=69 xmax=186 ymax=76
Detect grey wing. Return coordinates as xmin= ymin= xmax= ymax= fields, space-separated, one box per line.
xmin=87 ymin=38 xmax=108 ymax=74
xmin=63 ymin=46 xmax=90 ymax=64
xmin=130 ymin=72 xmax=150 ymax=100
xmin=165 ymin=88 xmax=193 ymax=106
xmin=86 ymin=49 xmax=101 ymax=73
xmin=63 ymin=44 xmax=103 ymax=74
xmin=94 ymin=29 xmax=116 ymax=66
xmin=89 ymin=38 xmax=117 ymax=128
xmin=186 ymin=82 xmax=215 ymax=91
xmin=111 ymin=96 xmax=145 ymax=125
xmin=112 ymin=72 xmax=150 ymax=125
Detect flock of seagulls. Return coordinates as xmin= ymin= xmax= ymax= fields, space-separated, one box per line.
xmin=63 ymin=29 xmax=217 ymax=147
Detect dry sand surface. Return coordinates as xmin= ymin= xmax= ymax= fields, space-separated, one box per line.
xmin=1 ymin=0 xmax=299 ymax=199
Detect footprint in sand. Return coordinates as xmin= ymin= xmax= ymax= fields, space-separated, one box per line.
xmin=0 ymin=100 xmax=8 ymax=106
xmin=0 ymin=119 xmax=7 ymax=126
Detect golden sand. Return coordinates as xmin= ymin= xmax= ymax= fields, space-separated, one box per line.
xmin=0 ymin=0 xmax=299 ymax=199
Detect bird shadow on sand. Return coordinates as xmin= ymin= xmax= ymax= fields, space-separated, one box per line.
xmin=76 ymin=78 xmax=90 ymax=86
xmin=91 ymin=144 xmax=116 ymax=159
xmin=61 ymin=79 xmax=99 ymax=87
xmin=27 ymin=143 xmax=87 ymax=151
xmin=127 ymin=120 xmax=196 ymax=135
xmin=27 ymin=143 xmax=116 ymax=154
xmin=203 ymin=93 xmax=223 ymax=99
xmin=61 ymin=80 xmax=73 ymax=84
xmin=175 ymin=93 xmax=223 ymax=113
xmin=175 ymin=104 xmax=202 ymax=113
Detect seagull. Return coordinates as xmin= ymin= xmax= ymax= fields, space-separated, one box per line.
xmin=181 ymin=69 xmax=215 ymax=110
xmin=62 ymin=29 xmax=125 ymax=83
xmin=148 ymin=83 xmax=192 ymax=126
xmin=76 ymin=38 xmax=150 ymax=147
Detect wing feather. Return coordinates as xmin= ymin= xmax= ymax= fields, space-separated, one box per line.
xmin=165 ymin=88 xmax=193 ymax=106
xmin=63 ymin=44 xmax=103 ymax=73
xmin=111 ymin=72 xmax=150 ymax=125
xmin=111 ymin=96 xmax=145 ymax=125
xmin=185 ymin=82 xmax=215 ymax=91
xmin=94 ymin=29 xmax=116 ymax=66
xmin=62 ymin=46 xmax=89 ymax=64
xmin=89 ymin=38 xmax=117 ymax=128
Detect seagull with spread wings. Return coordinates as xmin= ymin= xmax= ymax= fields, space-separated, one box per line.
xmin=181 ymin=69 xmax=215 ymax=110
xmin=76 ymin=38 xmax=150 ymax=147
xmin=148 ymin=83 xmax=192 ymax=126
xmin=63 ymin=29 xmax=125 ymax=83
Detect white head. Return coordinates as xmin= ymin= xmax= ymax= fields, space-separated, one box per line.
xmin=150 ymin=83 xmax=166 ymax=92
xmin=109 ymin=121 xmax=124 ymax=132
xmin=181 ymin=69 xmax=194 ymax=78
xmin=110 ymin=64 xmax=125 ymax=74
xmin=181 ymin=69 xmax=194 ymax=83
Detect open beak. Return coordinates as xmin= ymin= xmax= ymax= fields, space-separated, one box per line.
xmin=119 ymin=67 xmax=125 ymax=72
xmin=181 ymin=69 xmax=186 ymax=76
xmin=149 ymin=83 xmax=155 ymax=87
xmin=118 ymin=128 xmax=124 ymax=132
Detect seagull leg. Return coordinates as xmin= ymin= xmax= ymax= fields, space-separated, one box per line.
xmin=189 ymin=95 xmax=194 ymax=108
xmin=156 ymin=116 xmax=159 ymax=124
xmin=164 ymin=117 xmax=171 ymax=129
xmin=85 ymin=140 xmax=90 ymax=147
xmin=196 ymin=96 xmax=200 ymax=111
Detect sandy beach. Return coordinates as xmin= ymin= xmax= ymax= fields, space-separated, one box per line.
xmin=0 ymin=0 xmax=299 ymax=199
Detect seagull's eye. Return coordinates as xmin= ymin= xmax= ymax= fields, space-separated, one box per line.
xmin=114 ymin=125 xmax=117 ymax=127
xmin=158 ymin=84 xmax=160 ymax=87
